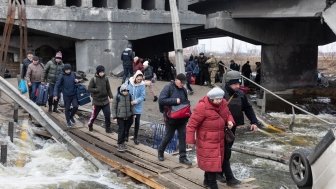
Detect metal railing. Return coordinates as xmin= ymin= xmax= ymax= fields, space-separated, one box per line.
xmin=240 ymin=74 xmax=335 ymax=126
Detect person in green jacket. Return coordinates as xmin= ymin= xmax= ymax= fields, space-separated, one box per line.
xmin=87 ymin=65 xmax=113 ymax=133
xmin=43 ymin=51 xmax=64 ymax=113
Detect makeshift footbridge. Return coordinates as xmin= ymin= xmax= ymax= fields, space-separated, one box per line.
xmin=0 ymin=77 xmax=258 ymax=188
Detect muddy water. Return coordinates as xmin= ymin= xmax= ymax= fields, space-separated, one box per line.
xmin=227 ymin=113 xmax=335 ymax=189
xmin=0 ymin=120 xmax=148 ymax=189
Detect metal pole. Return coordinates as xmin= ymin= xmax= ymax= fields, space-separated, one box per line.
xmin=13 ymin=102 xmax=19 ymax=122
xmin=8 ymin=122 xmax=14 ymax=143
xmin=169 ymin=0 xmax=184 ymax=75
xmin=1 ymin=144 xmax=7 ymax=165
xmin=261 ymin=90 xmax=266 ymax=114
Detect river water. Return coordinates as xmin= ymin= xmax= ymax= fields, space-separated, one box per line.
xmin=0 ymin=120 xmax=147 ymax=189
xmin=1 ymin=99 xmax=335 ymax=189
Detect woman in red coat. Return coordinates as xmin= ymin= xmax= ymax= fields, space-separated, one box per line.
xmin=186 ymin=87 xmax=235 ymax=189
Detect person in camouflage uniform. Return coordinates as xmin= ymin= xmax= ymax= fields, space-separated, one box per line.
xmin=205 ymin=54 xmax=218 ymax=88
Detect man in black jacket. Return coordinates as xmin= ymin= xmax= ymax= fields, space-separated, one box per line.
xmin=121 ymin=44 xmax=134 ymax=83
xmin=158 ymin=73 xmax=192 ymax=165
xmin=220 ymin=70 xmax=259 ymax=186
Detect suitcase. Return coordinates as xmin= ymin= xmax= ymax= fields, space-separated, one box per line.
xmin=35 ymin=84 xmax=48 ymax=106
xmin=76 ymin=84 xmax=91 ymax=106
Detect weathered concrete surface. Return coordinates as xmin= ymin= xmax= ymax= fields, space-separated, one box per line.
xmin=189 ymin=0 xmax=326 ymax=17
xmin=261 ymin=45 xmax=318 ymax=90
xmin=207 ymin=12 xmax=336 ymax=45
xmin=323 ymin=3 xmax=336 ymax=35
xmin=0 ymin=3 xmax=205 ymax=73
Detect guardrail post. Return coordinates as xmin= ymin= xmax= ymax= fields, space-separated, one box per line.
xmin=261 ymin=90 xmax=266 ymax=114
xmin=13 ymin=102 xmax=19 ymax=122
xmin=8 ymin=122 xmax=14 ymax=143
xmin=1 ymin=144 xmax=7 ymax=165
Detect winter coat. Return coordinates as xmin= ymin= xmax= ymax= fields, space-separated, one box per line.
xmin=111 ymin=90 xmax=133 ymax=119
xmin=159 ymin=81 xmax=190 ymax=122
xmin=242 ymin=63 xmax=252 ymax=77
xmin=21 ymin=58 xmax=32 ymax=79
xmin=43 ymin=58 xmax=64 ymax=84
xmin=143 ymin=66 xmax=154 ymax=80
xmin=121 ymin=48 xmax=134 ymax=67
xmin=127 ymin=70 xmax=146 ymax=114
xmin=25 ymin=63 xmax=44 ymax=83
xmin=54 ymin=72 xmax=77 ymax=97
xmin=133 ymin=60 xmax=144 ymax=73
xmin=186 ymin=96 xmax=234 ymax=172
xmin=88 ymin=75 xmax=113 ymax=106
xmin=224 ymin=84 xmax=258 ymax=126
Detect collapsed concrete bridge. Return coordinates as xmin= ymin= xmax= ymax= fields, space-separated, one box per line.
xmin=0 ymin=0 xmax=336 ymax=90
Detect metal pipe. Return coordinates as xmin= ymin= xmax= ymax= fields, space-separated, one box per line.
xmin=13 ymin=102 xmax=19 ymax=122
xmin=8 ymin=121 xmax=14 ymax=143
xmin=1 ymin=144 xmax=7 ymax=165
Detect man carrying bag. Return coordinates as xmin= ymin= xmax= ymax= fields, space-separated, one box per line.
xmin=157 ymin=73 xmax=192 ymax=165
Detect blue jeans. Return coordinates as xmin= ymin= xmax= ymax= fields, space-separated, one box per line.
xmin=122 ymin=65 xmax=133 ymax=83
xmin=30 ymin=82 xmax=41 ymax=102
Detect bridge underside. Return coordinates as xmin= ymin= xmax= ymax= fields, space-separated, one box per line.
xmin=186 ymin=0 xmax=336 ymax=90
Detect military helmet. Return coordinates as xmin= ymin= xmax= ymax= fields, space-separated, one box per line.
xmin=225 ymin=70 xmax=241 ymax=85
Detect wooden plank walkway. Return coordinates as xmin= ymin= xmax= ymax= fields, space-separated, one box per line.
xmin=46 ymin=109 xmax=259 ymax=189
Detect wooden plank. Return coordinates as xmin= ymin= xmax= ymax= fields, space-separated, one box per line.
xmin=88 ymin=125 xmax=190 ymax=168
xmin=173 ymin=167 xmax=258 ymax=189
xmin=160 ymin=172 xmax=205 ymax=189
xmin=69 ymin=129 xmax=170 ymax=174
xmin=79 ymin=127 xmax=184 ymax=170
xmin=68 ymin=132 xmax=182 ymax=189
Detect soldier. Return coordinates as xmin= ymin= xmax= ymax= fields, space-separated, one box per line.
xmin=205 ymin=53 xmax=218 ymax=88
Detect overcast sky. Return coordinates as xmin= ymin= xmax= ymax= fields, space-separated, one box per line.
xmin=198 ymin=37 xmax=336 ymax=53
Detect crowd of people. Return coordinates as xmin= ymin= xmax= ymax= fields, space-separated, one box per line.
xmin=21 ymin=45 xmax=261 ymax=189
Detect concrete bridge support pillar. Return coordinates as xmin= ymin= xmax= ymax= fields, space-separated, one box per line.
xmin=261 ymin=45 xmax=318 ymax=91
xmin=155 ymin=0 xmax=165 ymax=10
xmin=131 ymin=0 xmax=141 ymax=10
xmin=177 ymin=0 xmax=188 ymax=11
xmin=55 ymin=0 xmax=64 ymax=7
xmin=76 ymin=39 xmax=129 ymax=74
xmin=82 ymin=0 xmax=92 ymax=7
xmin=107 ymin=0 xmax=118 ymax=8
xmin=27 ymin=0 xmax=37 ymax=5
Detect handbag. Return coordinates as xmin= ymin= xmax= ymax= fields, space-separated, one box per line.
xmin=18 ymin=79 xmax=28 ymax=94
xmin=224 ymin=126 xmax=235 ymax=143
xmin=167 ymin=104 xmax=191 ymax=119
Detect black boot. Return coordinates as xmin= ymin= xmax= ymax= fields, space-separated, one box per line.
xmin=105 ymin=127 xmax=112 ymax=133
xmin=48 ymin=98 xmax=53 ymax=112
xmin=53 ymin=100 xmax=60 ymax=113
xmin=134 ymin=138 xmax=139 ymax=145
xmin=158 ymin=150 xmax=164 ymax=161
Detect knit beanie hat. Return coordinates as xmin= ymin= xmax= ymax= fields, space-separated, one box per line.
xmin=63 ymin=64 xmax=71 ymax=72
xmin=227 ymin=79 xmax=241 ymax=85
xmin=119 ymin=83 xmax=128 ymax=93
xmin=143 ymin=61 xmax=149 ymax=68
xmin=55 ymin=51 xmax=62 ymax=59
xmin=96 ymin=65 xmax=105 ymax=74
xmin=207 ymin=87 xmax=225 ymax=99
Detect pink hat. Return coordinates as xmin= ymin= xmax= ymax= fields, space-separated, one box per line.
xmin=55 ymin=51 xmax=62 ymax=59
